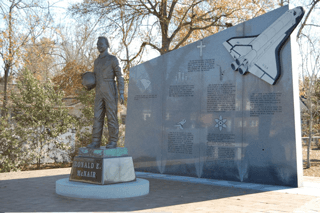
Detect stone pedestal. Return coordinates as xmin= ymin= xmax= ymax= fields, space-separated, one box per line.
xmin=56 ymin=178 xmax=149 ymax=199
xmin=56 ymin=147 xmax=149 ymax=199
xmin=69 ymin=147 xmax=136 ymax=185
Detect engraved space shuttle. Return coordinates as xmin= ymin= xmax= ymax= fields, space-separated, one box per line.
xmin=223 ymin=7 xmax=304 ymax=85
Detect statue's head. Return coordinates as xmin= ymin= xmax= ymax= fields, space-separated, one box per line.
xmin=97 ymin=36 xmax=110 ymax=53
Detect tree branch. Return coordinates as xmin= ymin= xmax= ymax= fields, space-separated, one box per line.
xmin=297 ymin=0 xmax=319 ymax=39
xmin=126 ymin=41 xmax=160 ymax=63
xmin=168 ymin=0 xmax=178 ymax=21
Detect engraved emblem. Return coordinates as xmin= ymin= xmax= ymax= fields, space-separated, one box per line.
xmin=222 ymin=7 xmax=304 ymax=85
xmin=175 ymin=119 xmax=187 ymax=130
xmin=140 ymin=79 xmax=151 ymax=91
xmin=197 ymin=40 xmax=206 ymax=57
xmin=215 ymin=115 xmax=227 ymax=131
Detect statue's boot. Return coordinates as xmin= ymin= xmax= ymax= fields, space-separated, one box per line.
xmin=87 ymin=141 xmax=100 ymax=149
xmin=106 ymin=141 xmax=117 ymax=149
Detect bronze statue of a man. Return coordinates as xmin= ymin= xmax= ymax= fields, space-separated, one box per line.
xmin=86 ymin=36 xmax=124 ymax=149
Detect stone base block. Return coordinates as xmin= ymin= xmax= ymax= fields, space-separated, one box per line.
xmin=56 ymin=178 xmax=149 ymax=199
xmin=70 ymin=155 xmax=136 ymax=185
xmin=78 ymin=147 xmax=128 ymax=158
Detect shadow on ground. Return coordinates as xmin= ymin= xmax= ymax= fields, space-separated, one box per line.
xmin=0 ymin=174 xmax=266 ymax=212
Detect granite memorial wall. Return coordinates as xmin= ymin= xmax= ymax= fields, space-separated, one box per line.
xmin=125 ymin=5 xmax=303 ymax=187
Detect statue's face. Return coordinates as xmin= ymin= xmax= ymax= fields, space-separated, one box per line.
xmin=97 ymin=38 xmax=108 ymax=53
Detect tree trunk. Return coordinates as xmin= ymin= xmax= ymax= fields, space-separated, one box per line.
xmin=159 ymin=0 xmax=170 ymax=55
xmin=307 ymin=129 xmax=312 ymax=168
xmin=125 ymin=43 xmax=130 ymax=73
xmin=2 ymin=65 xmax=9 ymax=115
xmin=37 ymin=158 xmax=40 ymax=169
xmin=37 ymin=128 xmax=41 ymax=169
xmin=2 ymin=4 xmax=14 ymax=115
xmin=307 ymin=97 xmax=313 ymax=168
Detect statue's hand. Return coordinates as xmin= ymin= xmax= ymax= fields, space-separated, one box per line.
xmin=120 ymin=94 xmax=125 ymax=105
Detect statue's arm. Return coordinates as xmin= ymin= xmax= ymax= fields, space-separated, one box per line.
xmin=113 ymin=56 xmax=125 ymax=95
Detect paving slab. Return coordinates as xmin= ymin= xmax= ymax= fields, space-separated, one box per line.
xmin=0 ymin=168 xmax=320 ymax=212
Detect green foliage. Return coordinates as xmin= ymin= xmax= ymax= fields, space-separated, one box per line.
xmin=0 ymin=113 xmax=29 ymax=172
xmin=0 ymin=68 xmax=75 ymax=171
xmin=74 ymin=88 xmax=95 ymax=148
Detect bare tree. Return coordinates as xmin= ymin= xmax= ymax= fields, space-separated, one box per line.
xmin=108 ymin=6 xmax=144 ymax=75
xmin=54 ymin=19 xmax=101 ymax=70
xmin=21 ymin=37 xmax=56 ymax=82
xmin=297 ymin=0 xmax=320 ymax=40
xmin=69 ymin=0 xmax=275 ymax=65
xmin=50 ymin=19 xmax=101 ymax=97
xmin=295 ymin=0 xmax=320 ymax=168
xmin=298 ymin=30 xmax=320 ymax=168
xmin=0 ymin=0 xmax=53 ymax=113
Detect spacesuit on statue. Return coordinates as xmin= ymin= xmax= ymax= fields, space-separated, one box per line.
xmin=86 ymin=36 xmax=124 ymax=149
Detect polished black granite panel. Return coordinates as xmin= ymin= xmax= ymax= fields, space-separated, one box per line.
xmin=125 ymin=5 xmax=303 ymax=187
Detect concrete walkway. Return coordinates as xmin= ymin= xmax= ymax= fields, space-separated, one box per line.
xmin=0 ymin=168 xmax=320 ymax=212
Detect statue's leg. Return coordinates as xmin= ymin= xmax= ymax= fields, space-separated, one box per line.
xmin=105 ymin=82 xmax=119 ymax=148
xmin=88 ymin=93 xmax=105 ymax=148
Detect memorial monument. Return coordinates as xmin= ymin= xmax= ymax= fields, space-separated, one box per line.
xmin=125 ymin=6 xmax=304 ymax=187
xmin=56 ymin=36 xmax=149 ymax=199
